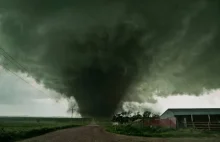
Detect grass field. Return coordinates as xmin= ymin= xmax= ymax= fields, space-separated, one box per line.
xmin=105 ymin=124 xmax=220 ymax=138
xmin=0 ymin=117 xmax=91 ymax=142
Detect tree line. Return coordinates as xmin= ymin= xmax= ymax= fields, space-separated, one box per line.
xmin=112 ymin=111 xmax=160 ymax=124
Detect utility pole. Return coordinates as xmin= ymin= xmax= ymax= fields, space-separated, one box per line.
xmin=71 ymin=107 xmax=74 ymax=118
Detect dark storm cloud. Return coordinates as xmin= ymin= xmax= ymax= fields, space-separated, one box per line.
xmin=0 ymin=0 xmax=220 ymax=117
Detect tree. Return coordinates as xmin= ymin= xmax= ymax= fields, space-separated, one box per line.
xmin=131 ymin=112 xmax=142 ymax=121
xmin=143 ymin=111 xmax=160 ymax=120
xmin=151 ymin=114 xmax=160 ymax=119
xmin=111 ymin=110 xmax=159 ymax=125
xmin=112 ymin=111 xmax=132 ymax=124
xmin=143 ymin=111 xmax=151 ymax=119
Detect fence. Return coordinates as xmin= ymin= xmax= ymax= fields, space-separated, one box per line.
xmin=143 ymin=118 xmax=220 ymax=130
xmin=185 ymin=122 xmax=220 ymax=131
xmin=144 ymin=117 xmax=176 ymax=129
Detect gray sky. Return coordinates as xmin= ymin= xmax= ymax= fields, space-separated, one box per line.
xmin=1 ymin=65 xmax=220 ymax=117
xmin=123 ymin=90 xmax=220 ymax=115
xmin=0 ymin=66 xmax=81 ymax=117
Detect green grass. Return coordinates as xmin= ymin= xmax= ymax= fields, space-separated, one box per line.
xmin=0 ymin=117 xmax=89 ymax=142
xmin=105 ymin=124 xmax=220 ymax=138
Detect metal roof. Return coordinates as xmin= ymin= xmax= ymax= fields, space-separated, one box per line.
xmin=162 ymin=108 xmax=220 ymax=116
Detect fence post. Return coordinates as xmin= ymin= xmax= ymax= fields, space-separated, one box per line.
xmin=191 ymin=114 xmax=195 ymax=129
xmin=169 ymin=118 xmax=171 ymax=128
xmin=208 ymin=114 xmax=211 ymax=130
xmin=184 ymin=118 xmax=187 ymax=128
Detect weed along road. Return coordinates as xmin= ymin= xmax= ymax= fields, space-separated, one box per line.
xmin=19 ymin=125 xmax=218 ymax=142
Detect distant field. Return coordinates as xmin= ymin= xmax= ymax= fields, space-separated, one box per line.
xmin=0 ymin=117 xmax=91 ymax=142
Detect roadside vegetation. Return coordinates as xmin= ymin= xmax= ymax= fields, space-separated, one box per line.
xmin=0 ymin=117 xmax=90 ymax=142
xmin=103 ymin=111 xmax=220 ymax=138
xmin=105 ymin=124 xmax=220 ymax=138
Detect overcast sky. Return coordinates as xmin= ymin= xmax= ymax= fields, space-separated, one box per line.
xmin=0 ymin=65 xmax=220 ymax=117
xmin=0 ymin=66 xmax=81 ymax=117
xmin=123 ymin=91 xmax=220 ymax=115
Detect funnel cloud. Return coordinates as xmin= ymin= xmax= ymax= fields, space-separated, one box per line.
xmin=0 ymin=0 xmax=220 ymax=117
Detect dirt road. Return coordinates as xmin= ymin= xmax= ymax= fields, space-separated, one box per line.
xmin=20 ymin=125 xmax=219 ymax=142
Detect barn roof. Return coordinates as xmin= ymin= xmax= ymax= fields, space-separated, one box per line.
xmin=160 ymin=108 xmax=220 ymax=119
xmin=168 ymin=108 xmax=220 ymax=115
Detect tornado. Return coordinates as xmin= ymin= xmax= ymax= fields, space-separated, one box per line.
xmin=0 ymin=0 xmax=220 ymax=117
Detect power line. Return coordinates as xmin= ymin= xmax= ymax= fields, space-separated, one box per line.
xmin=1 ymin=64 xmax=47 ymax=95
xmin=0 ymin=47 xmax=28 ymax=72
xmin=0 ymin=47 xmax=48 ymax=95
xmin=0 ymin=47 xmax=74 ymax=92
xmin=0 ymin=47 xmax=75 ymax=82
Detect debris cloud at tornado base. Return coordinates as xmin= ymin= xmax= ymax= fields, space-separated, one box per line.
xmin=0 ymin=0 xmax=220 ymax=117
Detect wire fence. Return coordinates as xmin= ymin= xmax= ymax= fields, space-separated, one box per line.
xmin=185 ymin=121 xmax=220 ymax=130
xmin=143 ymin=117 xmax=220 ymax=131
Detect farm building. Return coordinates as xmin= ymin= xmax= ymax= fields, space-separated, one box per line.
xmin=160 ymin=108 xmax=220 ymax=130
